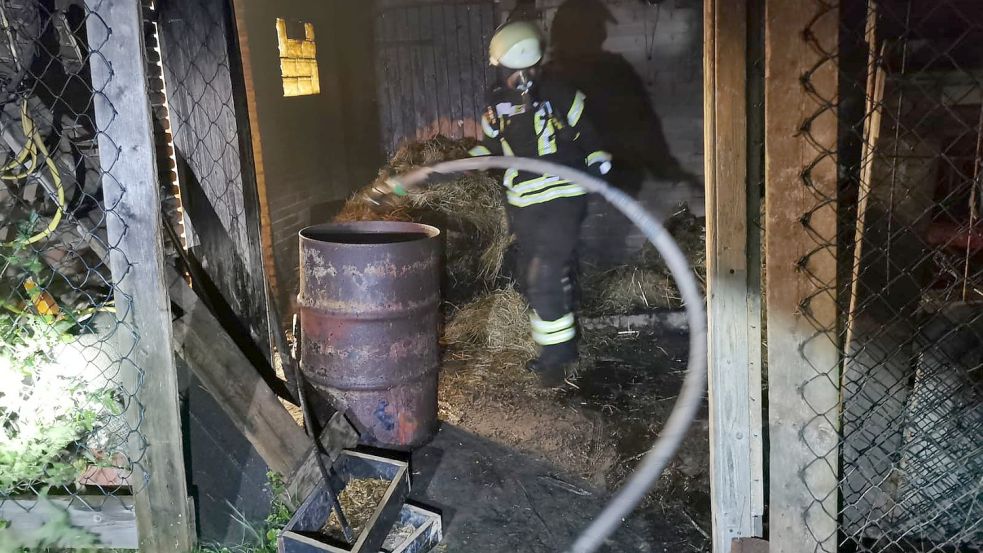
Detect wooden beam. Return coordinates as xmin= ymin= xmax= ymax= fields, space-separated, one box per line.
xmin=167 ymin=269 xmax=357 ymax=502
xmin=704 ymin=0 xmax=765 ymax=550
xmin=84 ymin=1 xmax=196 ymax=550
xmin=168 ymin=270 xmax=310 ymax=476
xmin=764 ymin=1 xmax=840 ymax=552
xmin=229 ymin=0 xmax=279 ymax=302
xmin=0 ymin=496 xmax=138 ymax=549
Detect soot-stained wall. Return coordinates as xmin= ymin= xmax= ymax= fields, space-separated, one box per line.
xmin=234 ymin=0 xmax=383 ymax=315
xmin=536 ymin=0 xmax=704 ymax=264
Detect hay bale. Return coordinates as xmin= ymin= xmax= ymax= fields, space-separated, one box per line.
xmin=336 ymin=136 xmax=511 ymax=292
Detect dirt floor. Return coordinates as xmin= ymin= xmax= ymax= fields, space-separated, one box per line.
xmin=438 ymin=319 xmax=711 ymax=551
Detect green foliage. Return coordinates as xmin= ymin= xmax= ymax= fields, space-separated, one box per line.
xmin=0 ymin=248 xmax=117 ymax=494
xmin=196 ymin=472 xmax=293 ymax=553
xmin=0 ymin=489 xmax=98 ymax=553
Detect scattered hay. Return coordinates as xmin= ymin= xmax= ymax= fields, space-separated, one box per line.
xmin=436 ymin=286 xmax=619 ymax=485
xmin=336 ymin=136 xmax=512 ymax=293
xmin=581 ymin=203 xmax=706 ymax=315
xmin=437 ymin=286 xmax=538 ymax=422
xmin=382 ymin=522 xmax=417 ymax=551
xmin=321 ymin=477 xmax=391 ymax=543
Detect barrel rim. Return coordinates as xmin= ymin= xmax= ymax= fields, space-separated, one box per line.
xmin=299 ymin=221 xmax=440 ymax=245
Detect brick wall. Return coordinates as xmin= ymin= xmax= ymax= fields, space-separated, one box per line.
xmin=236 ymin=0 xmax=383 ymax=316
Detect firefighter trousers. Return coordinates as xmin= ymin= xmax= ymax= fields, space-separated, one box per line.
xmin=507 ymin=195 xmax=588 ymax=368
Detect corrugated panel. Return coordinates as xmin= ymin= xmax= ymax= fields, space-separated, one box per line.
xmin=374 ymin=0 xmax=496 ymax=154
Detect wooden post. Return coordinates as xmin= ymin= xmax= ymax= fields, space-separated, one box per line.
xmin=764 ymin=1 xmax=839 ymax=552
xmin=85 ymin=0 xmax=196 ymax=550
xmin=704 ymin=0 xmax=765 ymax=550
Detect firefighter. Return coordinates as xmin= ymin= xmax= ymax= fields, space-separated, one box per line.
xmin=469 ymin=20 xmax=612 ymax=387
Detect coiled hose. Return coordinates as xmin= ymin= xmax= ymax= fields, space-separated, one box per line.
xmin=389 ymin=156 xmax=707 ymax=553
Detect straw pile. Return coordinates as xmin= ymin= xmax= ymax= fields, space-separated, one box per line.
xmin=321 ymin=477 xmax=391 ymax=543
xmin=336 ymin=136 xmax=511 ymax=293
xmin=438 ymin=286 xmax=539 ymax=421
xmin=581 ymin=203 xmax=706 ymax=315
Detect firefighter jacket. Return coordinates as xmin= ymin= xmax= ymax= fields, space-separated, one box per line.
xmin=468 ymin=77 xmax=612 ymax=208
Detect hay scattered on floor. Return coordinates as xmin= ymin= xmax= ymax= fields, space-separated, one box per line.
xmin=581 ymin=203 xmax=706 ymax=315
xmin=438 ymin=286 xmax=538 ymax=423
xmin=321 ymin=477 xmax=391 ymax=543
xmin=336 ymin=136 xmax=512 ymax=291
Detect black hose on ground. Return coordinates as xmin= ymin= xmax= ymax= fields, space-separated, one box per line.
xmin=390 ymin=157 xmax=708 ymax=553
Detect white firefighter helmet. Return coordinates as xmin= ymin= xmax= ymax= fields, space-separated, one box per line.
xmin=489 ymin=21 xmax=544 ymax=70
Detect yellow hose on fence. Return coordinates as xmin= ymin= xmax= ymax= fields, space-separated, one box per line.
xmin=2 ymin=100 xmax=64 ymax=246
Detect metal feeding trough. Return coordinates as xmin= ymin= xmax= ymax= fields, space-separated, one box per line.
xmin=279 ymin=451 xmax=409 ymax=553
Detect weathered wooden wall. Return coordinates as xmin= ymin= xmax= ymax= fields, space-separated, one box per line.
xmin=156 ymin=0 xmax=271 ymax=354
xmin=374 ymin=0 xmax=497 ymax=154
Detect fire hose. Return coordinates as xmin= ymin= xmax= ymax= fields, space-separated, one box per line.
xmin=382 ymin=156 xmax=708 ymax=553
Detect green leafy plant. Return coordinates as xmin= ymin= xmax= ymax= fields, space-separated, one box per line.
xmin=1 ymin=243 xmax=119 ymax=494
xmin=0 ymin=489 xmax=98 ymax=553
xmin=197 ymin=472 xmax=293 ymax=553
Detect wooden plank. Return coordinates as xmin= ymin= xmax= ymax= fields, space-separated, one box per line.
xmin=85 ymin=1 xmax=196 ymax=550
xmin=0 ymin=496 xmax=138 ymax=549
xmin=844 ymin=1 xmax=884 ymax=356
xmin=703 ymin=0 xmax=765 ymax=550
xmin=222 ymin=0 xmax=274 ymax=359
xmin=465 ymin=4 xmax=483 ymax=139
xmin=764 ymin=1 xmax=839 ymax=552
xmin=456 ymin=5 xmax=476 ymax=138
xmin=445 ymin=4 xmax=465 ymax=139
xmin=167 ymin=270 xmax=357 ymax=500
xmin=230 ymin=0 xmax=279 ymax=301
xmin=168 ymin=270 xmax=310 ymax=476
xmin=374 ymin=10 xmax=395 ymax=153
xmin=419 ymin=5 xmax=439 ymax=137
xmin=430 ymin=4 xmax=450 ymax=137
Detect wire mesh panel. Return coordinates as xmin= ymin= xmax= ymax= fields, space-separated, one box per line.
xmin=0 ymin=0 xmax=155 ymax=548
xmin=791 ymin=0 xmax=983 ymax=551
xmin=151 ymin=0 xmax=271 ymax=359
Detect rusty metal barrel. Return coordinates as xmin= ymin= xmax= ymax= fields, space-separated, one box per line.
xmin=298 ymin=221 xmax=442 ymax=449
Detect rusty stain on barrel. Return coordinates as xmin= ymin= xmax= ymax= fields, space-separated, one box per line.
xmin=298 ymin=221 xmax=442 ymax=449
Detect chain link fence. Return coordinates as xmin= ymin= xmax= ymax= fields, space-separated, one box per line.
xmin=795 ymin=0 xmax=983 ymax=551
xmin=0 ymin=0 xmax=151 ymax=547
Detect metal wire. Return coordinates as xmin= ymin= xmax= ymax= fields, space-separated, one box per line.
xmin=794 ymin=1 xmax=983 ymax=551
xmin=391 ymin=156 xmax=708 ymax=553
xmin=0 ymin=0 xmax=147 ymax=547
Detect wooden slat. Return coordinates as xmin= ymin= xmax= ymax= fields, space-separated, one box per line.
xmin=168 ymin=270 xmax=310 ymax=476
xmin=445 ymin=4 xmax=465 ymax=139
xmin=167 ymin=269 xmax=357 ymax=503
xmin=764 ymin=1 xmax=840 ymax=551
xmin=375 ymin=10 xmax=395 ymax=153
xmin=704 ymin=0 xmax=765 ymax=550
xmin=230 ymin=0 xmax=279 ymax=299
xmin=420 ymin=6 xmax=439 ymax=137
xmin=84 ymin=0 xmax=196 ymax=549
xmin=0 ymin=496 xmax=138 ymax=549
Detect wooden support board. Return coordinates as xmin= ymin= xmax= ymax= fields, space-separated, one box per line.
xmin=0 ymin=496 xmax=138 ymax=549
xmin=84 ymin=0 xmax=196 ymax=550
xmin=764 ymin=1 xmax=840 ymax=551
xmin=703 ymin=0 xmax=765 ymax=550
xmin=167 ymin=269 xmax=357 ymax=504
